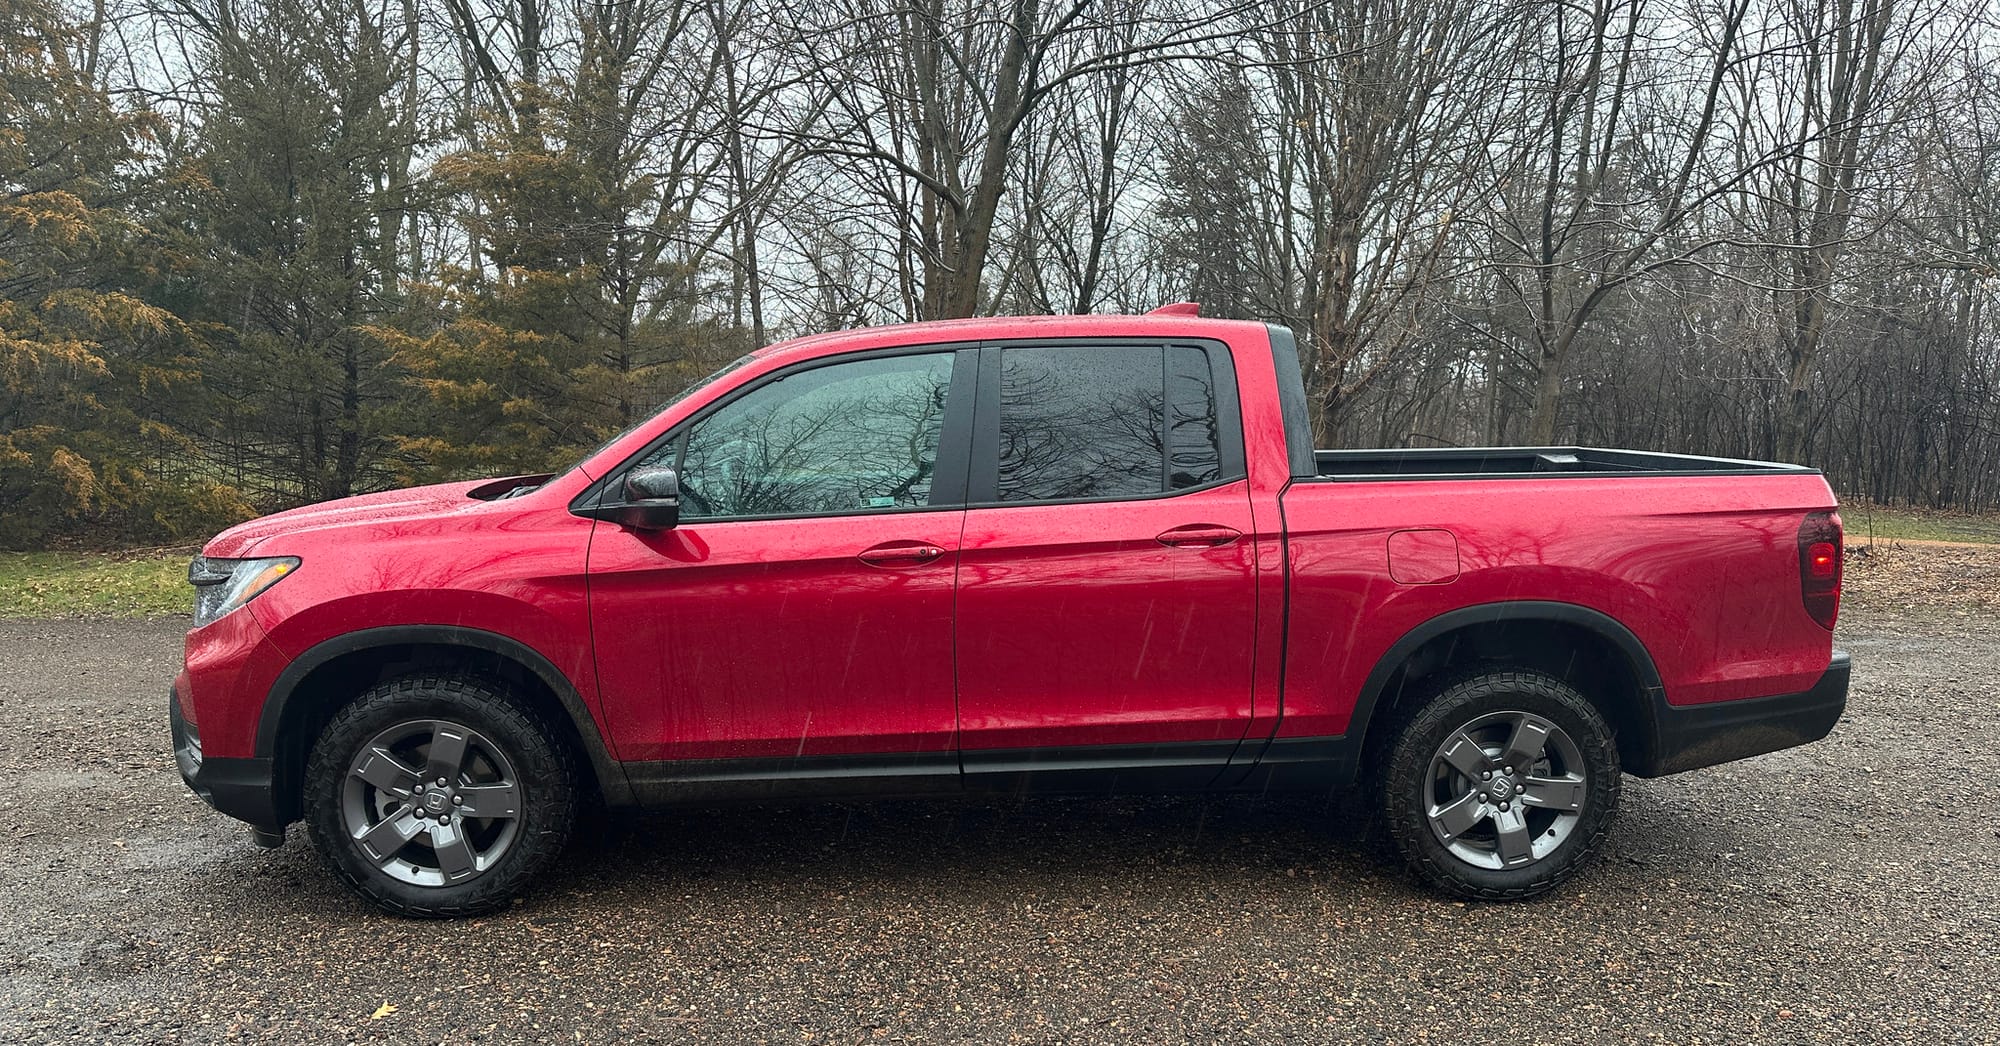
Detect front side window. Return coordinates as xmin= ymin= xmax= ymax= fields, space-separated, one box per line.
xmin=666 ymin=352 xmax=955 ymax=520
xmin=993 ymin=344 xmax=1227 ymax=503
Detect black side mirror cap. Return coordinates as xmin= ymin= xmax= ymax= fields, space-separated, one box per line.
xmin=575 ymin=467 xmax=681 ymax=530
xmin=624 ymin=466 xmax=681 ymax=503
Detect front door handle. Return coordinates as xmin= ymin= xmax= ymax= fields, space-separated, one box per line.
xmin=857 ymin=541 xmax=947 ymax=567
xmin=1156 ymin=524 xmax=1242 ymax=549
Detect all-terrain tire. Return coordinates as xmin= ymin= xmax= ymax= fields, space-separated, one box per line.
xmin=1376 ymin=666 xmax=1620 ymax=901
xmin=303 ymin=673 xmax=577 ymax=918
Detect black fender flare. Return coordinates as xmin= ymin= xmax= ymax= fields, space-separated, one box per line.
xmin=256 ymin=625 xmax=633 ymax=806
xmin=1342 ymin=600 xmax=1667 ymax=761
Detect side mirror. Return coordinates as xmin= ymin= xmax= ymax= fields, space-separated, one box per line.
xmin=603 ymin=467 xmax=680 ymax=530
xmin=624 ymin=466 xmax=680 ymax=503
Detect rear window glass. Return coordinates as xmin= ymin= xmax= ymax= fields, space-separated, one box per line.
xmin=993 ymin=344 xmax=1224 ymax=503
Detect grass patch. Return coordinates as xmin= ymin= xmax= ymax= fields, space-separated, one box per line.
xmin=0 ymin=551 xmax=190 ymax=618
xmin=1843 ymin=502 xmax=2000 ymax=545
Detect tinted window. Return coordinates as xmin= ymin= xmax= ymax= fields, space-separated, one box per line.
xmin=1167 ymin=345 xmax=1221 ymax=489
xmin=993 ymin=344 xmax=1225 ymax=503
xmin=667 ymin=352 xmax=954 ymax=519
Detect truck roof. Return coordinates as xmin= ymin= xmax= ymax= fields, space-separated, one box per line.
xmin=748 ymin=312 xmax=1271 ymax=366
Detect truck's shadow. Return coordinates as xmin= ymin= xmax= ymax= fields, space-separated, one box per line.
xmin=226 ymin=785 xmax=1764 ymax=919
xmin=543 ymin=784 xmax=1767 ymax=904
xmin=553 ymin=792 xmax=1390 ymax=898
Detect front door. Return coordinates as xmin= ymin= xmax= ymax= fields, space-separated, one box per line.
xmin=953 ymin=340 xmax=1260 ymax=788
xmin=586 ymin=348 xmax=974 ymax=780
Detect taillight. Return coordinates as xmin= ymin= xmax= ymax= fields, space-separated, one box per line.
xmin=1797 ymin=510 xmax=1842 ymax=630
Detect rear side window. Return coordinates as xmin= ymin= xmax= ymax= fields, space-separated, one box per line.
xmin=991 ymin=343 xmax=1229 ymax=503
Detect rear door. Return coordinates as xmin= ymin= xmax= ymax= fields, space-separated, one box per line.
xmin=953 ymin=340 xmax=1259 ymax=789
xmin=584 ymin=347 xmax=975 ymax=780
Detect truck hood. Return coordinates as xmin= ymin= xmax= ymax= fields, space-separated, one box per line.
xmin=200 ymin=479 xmax=503 ymax=558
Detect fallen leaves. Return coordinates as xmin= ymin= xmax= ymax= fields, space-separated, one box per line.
xmin=1841 ymin=543 xmax=2000 ymax=614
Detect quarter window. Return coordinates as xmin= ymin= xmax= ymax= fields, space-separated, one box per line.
xmin=666 ymin=352 xmax=956 ymax=519
xmin=1168 ymin=345 xmax=1221 ymax=489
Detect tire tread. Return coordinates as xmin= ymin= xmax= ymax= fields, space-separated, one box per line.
xmin=302 ymin=672 xmax=577 ymax=918
xmin=1374 ymin=665 xmax=1620 ymax=902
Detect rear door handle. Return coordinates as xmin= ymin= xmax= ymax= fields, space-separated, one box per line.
xmin=1156 ymin=524 xmax=1242 ymax=549
xmin=857 ymin=541 xmax=948 ymax=567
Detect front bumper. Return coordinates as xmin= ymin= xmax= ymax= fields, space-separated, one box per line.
xmin=1632 ymin=650 xmax=1851 ymax=777
xmin=170 ymin=684 xmax=284 ymax=833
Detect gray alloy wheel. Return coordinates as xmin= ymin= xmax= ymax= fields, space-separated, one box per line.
xmin=341 ymin=718 xmax=524 ymax=887
xmin=1376 ymin=666 xmax=1619 ymax=901
xmin=1423 ymin=710 xmax=1588 ymax=870
xmin=306 ymin=674 xmax=575 ymax=917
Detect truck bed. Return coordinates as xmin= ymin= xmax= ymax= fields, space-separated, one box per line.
xmin=1312 ymin=446 xmax=1817 ymax=480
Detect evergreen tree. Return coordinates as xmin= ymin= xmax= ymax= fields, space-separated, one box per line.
xmin=1155 ymin=72 xmax=1264 ymax=320
xmin=377 ymin=56 xmax=749 ymax=480
xmin=0 ymin=0 xmax=243 ymax=547
xmin=167 ymin=0 xmax=420 ymax=503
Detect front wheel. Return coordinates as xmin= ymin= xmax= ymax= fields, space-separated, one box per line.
xmin=1378 ymin=667 xmax=1620 ymax=900
xmin=303 ymin=674 xmax=577 ymax=918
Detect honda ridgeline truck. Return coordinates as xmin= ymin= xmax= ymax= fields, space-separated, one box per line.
xmin=171 ymin=308 xmax=1850 ymax=916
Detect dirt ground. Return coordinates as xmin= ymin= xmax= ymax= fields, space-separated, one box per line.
xmin=0 ymin=543 xmax=1996 ymax=1043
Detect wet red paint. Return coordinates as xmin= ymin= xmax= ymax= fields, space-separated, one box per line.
xmin=182 ymin=313 xmax=1841 ymax=764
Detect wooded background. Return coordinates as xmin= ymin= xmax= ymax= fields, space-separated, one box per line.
xmin=4 ymin=0 xmax=1997 ymax=548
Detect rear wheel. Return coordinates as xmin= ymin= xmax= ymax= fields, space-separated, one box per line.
xmin=303 ymin=674 xmax=576 ymax=918
xmin=1378 ymin=667 xmax=1619 ymax=900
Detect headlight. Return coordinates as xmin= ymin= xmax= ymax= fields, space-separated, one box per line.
xmin=189 ymin=556 xmax=299 ymax=627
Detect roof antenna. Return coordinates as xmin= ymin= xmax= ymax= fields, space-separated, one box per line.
xmin=1147 ymin=302 xmax=1201 ymax=317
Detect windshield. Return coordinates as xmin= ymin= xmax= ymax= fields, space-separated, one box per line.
xmin=562 ymin=354 xmax=755 ymax=476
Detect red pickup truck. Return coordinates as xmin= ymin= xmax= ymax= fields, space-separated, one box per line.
xmin=171 ymin=310 xmax=1849 ymax=916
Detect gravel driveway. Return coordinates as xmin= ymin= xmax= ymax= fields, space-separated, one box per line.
xmin=2 ymin=545 xmax=1996 ymax=1044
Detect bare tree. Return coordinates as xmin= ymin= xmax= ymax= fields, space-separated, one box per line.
xmin=788 ymin=0 xmax=1257 ymax=320
xmin=1754 ymin=0 xmax=1955 ymax=460
xmin=1242 ymin=0 xmax=1530 ymax=440
xmin=1481 ymin=0 xmax=1773 ymax=443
